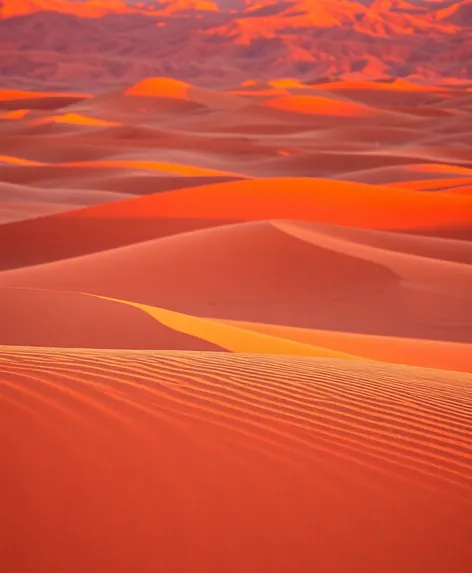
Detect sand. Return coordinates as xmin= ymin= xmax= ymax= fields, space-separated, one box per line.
xmin=1 ymin=348 xmax=471 ymax=573
xmin=1 ymin=25 xmax=472 ymax=573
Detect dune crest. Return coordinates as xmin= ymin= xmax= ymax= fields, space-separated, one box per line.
xmin=125 ymin=77 xmax=193 ymax=100
xmin=59 ymin=177 xmax=472 ymax=232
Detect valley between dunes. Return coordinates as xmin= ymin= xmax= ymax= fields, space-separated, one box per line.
xmin=1 ymin=73 xmax=472 ymax=573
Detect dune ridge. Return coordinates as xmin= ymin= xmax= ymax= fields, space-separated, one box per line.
xmin=58 ymin=177 xmax=472 ymax=232
xmin=2 ymin=218 xmax=471 ymax=345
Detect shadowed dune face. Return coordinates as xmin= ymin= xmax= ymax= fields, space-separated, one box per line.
xmin=2 ymin=32 xmax=472 ymax=573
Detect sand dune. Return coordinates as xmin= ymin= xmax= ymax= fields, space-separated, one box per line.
xmin=125 ymin=77 xmax=248 ymax=110
xmin=0 ymin=287 xmax=224 ymax=350
xmin=37 ymin=112 xmax=122 ymax=127
xmin=57 ymin=177 xmax=472 ymax=233
xmin=263 ymin=94 xmax=376 ymax=118
xmin=2 ymin=348 xmax=471 ymax=573
xmin=0 ymin=201 xmax=82 ymax=224
xmin=2 ymin=219 xmax=471 ymax=341
xmin=2 ymin=60 xmax=472 ymax=573
xmin=341 ymin=163 xmax=472 ymax=185
xmin=0 ymin=211 xmax=240 ymax=270
xmin=3 ymin=284 xmax=470 ymax=372
xmin=219 ymin=318 xmax=472 ymax=374
xmin=390 ymin=177 xmax=472 ymax=191
xmin=0 ymin=180 xmax=129 ymax=205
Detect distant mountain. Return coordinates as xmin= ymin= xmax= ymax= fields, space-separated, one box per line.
xmin=1 ymin=0 xmax=471 ymax=89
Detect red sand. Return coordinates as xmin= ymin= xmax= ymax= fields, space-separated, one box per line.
xmin=1 ymin=71 xmax=472 ymax=573
xmin=2 ymin=349 xmax=471 ymax=573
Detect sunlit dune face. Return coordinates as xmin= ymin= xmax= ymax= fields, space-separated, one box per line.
xmin=264 ymin=95 xmax=374 ymax=117
xmin=59 ymin=177 xmax=472 ymax=232
xmin=125 ymin=78 xmax=192 ymax=100
xmin=80 ymin=291 xmax=360 ymax=360
xmin=269 ymin=78 xmax=305 ymax=89
xmin=37 ymin=113 xmax=121 ymax=127
xmin=217 ymin=318 xmax=472 ymax=374
xmin=446 ymin=186 xmax=472 ymax=196
xmin=0 ymin=109 xmax=29 ymax=120
xmin=0 ymin=155 xmax=41 ymax=166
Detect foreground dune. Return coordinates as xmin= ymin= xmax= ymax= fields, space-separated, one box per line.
xmin=1 ymin=348 xmax=471 ymax=573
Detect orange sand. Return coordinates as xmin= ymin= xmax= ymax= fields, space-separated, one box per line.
xmin=1 ymin=75 xmax=472 ymax=573
xmin=264 ymin=95 xmax=375 ymax=117
xmin=2 ymin=348 xmax=471 ymax=573
xmin=59 ymin=177 xmax=472 ymax=232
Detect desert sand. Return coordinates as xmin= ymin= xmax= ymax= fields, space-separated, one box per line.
xmin=1 ymin=1 xmax=472 ymax=572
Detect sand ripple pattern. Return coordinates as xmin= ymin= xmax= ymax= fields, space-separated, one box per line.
xmin=1 ymin=347 xmax=471 ymax=573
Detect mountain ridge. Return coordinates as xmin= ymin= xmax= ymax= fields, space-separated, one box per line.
xmin=1 ymin=0 xmax=471 ymax=88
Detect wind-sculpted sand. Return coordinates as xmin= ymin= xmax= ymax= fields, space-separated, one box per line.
xmin=2 ymin=348 xmax=472 ymax=573
xmin=1 ymin=72 xmax=472 ymax=573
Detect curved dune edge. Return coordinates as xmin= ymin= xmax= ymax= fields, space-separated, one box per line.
xmin=67 ymin=289 xmax=366 ymax=359
xmin=0 ymin=287 xmax=225 ymax=351
xmin=36 ymin=113 xmax=122 ymax=127
xmin=125 ymin=77 xmax=193 ymax=99
xmin=0 ymin=155 xmax=42 ymax=166
xmin=0 ymin=155 xmax=247 ymax=179
xmin=0 ymin=286 xmax=361 ymax=359
xmin=263 ymin=94 xmax=375 ymax=117
xmin=1 ymin=348 xmax=472 ymax=573
xmin=4 ymin=286 xmax=471 ymax=373
xmin=123 ymin=77 xmax=248 ymax=109
xmin=119 ymin=297 xmax=363 ymax=360
xmin=58 ymin=177 xmax=472 ymax=231
xmin=216 ymin=318 xmax=472 ymax=374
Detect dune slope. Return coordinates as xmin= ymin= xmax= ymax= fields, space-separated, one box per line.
xmin=1 ymin=348 xmax=472 ymax=573
xmin=2 ymin=219 xmax=471 ymax=342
